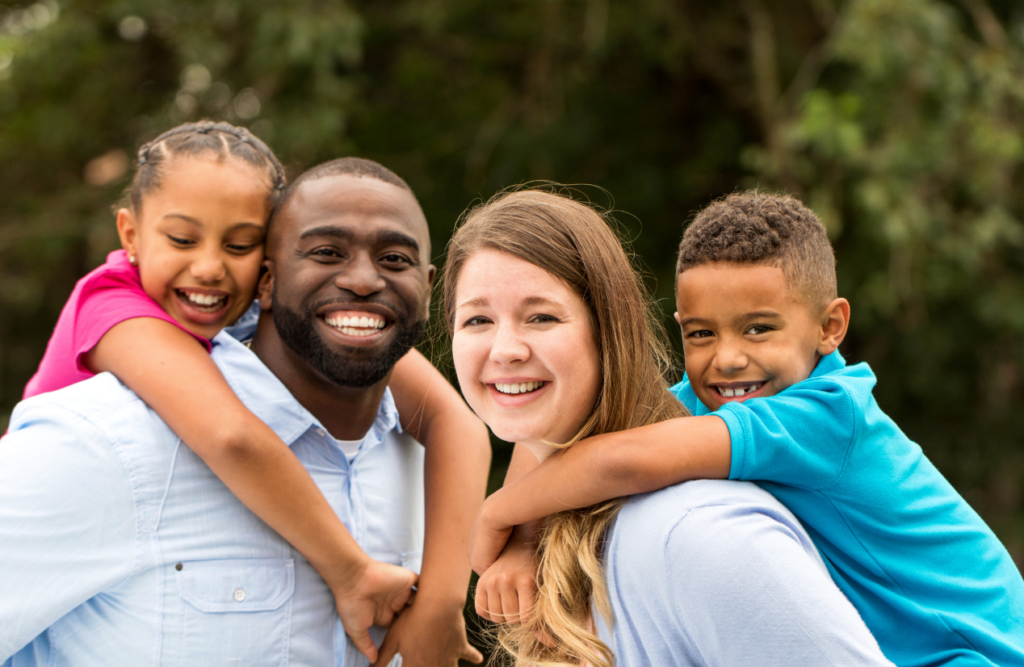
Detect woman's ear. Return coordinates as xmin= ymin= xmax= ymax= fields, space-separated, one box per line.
xmin=818 ymin=297 xmax=851 ymax=356
xmin=116 ymin=208 xmax=138 ymax=261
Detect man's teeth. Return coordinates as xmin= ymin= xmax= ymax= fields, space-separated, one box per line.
xmin=324 ymin=314 xmax=387 ymax=337
xmin=718 ymin=384 xmax=761 ymax=398
xmin=182 ymin=291 xmax=226 ymax=308
xmin=495 ymin=381 xmax=544 ymax=395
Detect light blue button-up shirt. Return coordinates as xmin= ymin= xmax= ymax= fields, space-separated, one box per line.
xmin=594 ymin=480 xmax=893 ymax=666
xmin=0 ymin=330 xmax=424 ymax=666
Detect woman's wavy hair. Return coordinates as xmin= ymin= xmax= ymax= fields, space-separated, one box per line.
xmin=443 ymin=187 xmax=689 ymax=667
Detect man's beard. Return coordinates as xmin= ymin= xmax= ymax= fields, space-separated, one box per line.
xmin=272 ymin=300 xmax=426 ymax=389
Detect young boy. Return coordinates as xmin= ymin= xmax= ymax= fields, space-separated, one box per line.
xmin=470 ymin=192 xmax=1024 ymax=666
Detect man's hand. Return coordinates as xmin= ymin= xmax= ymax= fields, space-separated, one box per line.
xmin=372 ymin=596 xmax=483 ymax=667
xmin=474 ymin=534 xmax=537 ymax=625
xmin=468 ymin=497 xmax=514 ymax=576
xmin=331 ymin=557 xmax=418 ymax=664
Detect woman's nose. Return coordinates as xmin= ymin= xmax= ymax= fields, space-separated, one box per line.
xmin=190 ymin=249 xmax=227 ymax=283
xmin=489 ymin=322 xmax=530 ymax=365
xmin=335 ymin=254 xmax=386 ymax=296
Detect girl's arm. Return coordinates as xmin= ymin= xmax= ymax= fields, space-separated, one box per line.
xmin=374 ymin=349 xmax=490 ymax=667
xmin=87 ymin=317 xmax=412 ymax=664
xmin=468 ymin=416 xmax=731 ymax=573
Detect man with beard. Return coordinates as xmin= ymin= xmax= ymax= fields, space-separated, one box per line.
xmin=0 ymin=158 xmax=490 ymax=667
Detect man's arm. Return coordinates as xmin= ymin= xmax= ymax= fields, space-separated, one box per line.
xmin=376 ymin=350 xmax=491 ymax=666
xmin=469 ymin=416 xmax=730 ymax=573
xmin=0 ymin=403 xmax=137 ymax=659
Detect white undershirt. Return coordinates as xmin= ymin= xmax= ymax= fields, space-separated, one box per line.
xmin=334 ymin=437 xmax=363 ymax=461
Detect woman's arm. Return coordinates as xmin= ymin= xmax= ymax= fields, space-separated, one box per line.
xmin=375 ymin=349 xmax=490 ymax=667
xmin=87 ymin=317 xmax=413 ymax=664
xmin=469 ymin=417 xmax=731 ymax=573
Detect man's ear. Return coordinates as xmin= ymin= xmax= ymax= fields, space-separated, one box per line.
xmin=257 ymin=260 xmax=275 ymax=310
xmin=674 ymin=311 xmax=681 ymax=325
xmin=116 ymin=208 xmax=138 ymax=259
xmin=422 ymin=264 xmax=437 ymax=315
xmin=818 ymin=297 xmax=850 ymax=356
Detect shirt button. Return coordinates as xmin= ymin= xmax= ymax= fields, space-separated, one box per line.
xmin=233 ymin=588 xmax=246 ymax=602
xmin=175 ymin=563 xmax=183 ymax=571
xmin=315 ymin=428 xmax=325 ymax=437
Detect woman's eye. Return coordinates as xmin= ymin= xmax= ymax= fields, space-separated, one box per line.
xmin=462 ymin=316 xmax=491 ymax=327
xmin=530 ymin=314 xmax=559 ymax=324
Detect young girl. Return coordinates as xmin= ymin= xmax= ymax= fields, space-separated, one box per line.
xmin=23 ymin=121 xmax=487 ymax=665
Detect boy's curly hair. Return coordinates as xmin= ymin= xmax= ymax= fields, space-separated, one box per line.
xmin=677 ymin=191 xmax=837 ymax=310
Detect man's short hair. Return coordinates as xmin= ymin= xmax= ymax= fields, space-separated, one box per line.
xmin=273 ymin=157 xmax=415 ymax=219
xmin=677 ymin=191 xmax=837 ymax=310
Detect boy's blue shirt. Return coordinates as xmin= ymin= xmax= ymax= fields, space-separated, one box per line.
xmin=671 ymin=350 xmax=1024 ymax=667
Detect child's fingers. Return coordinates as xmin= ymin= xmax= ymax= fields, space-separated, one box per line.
xmin=475 ymin=584 xmax=495 ymax=622
xmin=517 ymin=577 xmax=537 ymax=626
xmin=460 ymin=640 xmax=485 ymax=664
xmin=370 ymin=631 xmax=398 ymax=667
xmin=499 ymin=577 xmax=522 ymax=624
xmin=349 ymin=626 xmax=380 ymax=664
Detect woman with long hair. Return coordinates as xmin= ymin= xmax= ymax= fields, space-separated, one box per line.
xmin=444 ymin=188 xmax=891 ymax=666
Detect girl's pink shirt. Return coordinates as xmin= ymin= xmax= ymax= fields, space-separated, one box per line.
xmin=22 ymin=249 xmax=211 ymax=399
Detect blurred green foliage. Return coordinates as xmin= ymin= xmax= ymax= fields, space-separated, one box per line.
xmin=0 ymin=0 xmax=1021 ymax=598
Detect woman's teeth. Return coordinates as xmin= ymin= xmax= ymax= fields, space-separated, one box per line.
xmin=495 ymin=381 xmax=544 ymax=395
xmin=717 ymin=383 xmax=762 ymax=398
xmin=324 ymin=314 xmax=387 ymax=337
xmin=179 ymin=291 xmax=227 ymax=311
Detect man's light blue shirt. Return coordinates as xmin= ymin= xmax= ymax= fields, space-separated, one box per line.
xmin=0 ymin=331 xmax=424 ymax=666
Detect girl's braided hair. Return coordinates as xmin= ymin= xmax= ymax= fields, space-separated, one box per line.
xmin=124 ymin=121 xmax=285 ymax=215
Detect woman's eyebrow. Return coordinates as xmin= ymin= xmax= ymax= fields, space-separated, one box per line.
xmin=457 ymin=296 xmax=489 ymax=310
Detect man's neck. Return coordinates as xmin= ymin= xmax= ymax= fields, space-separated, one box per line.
xmin=249 ymin=317 xmax=390 ymax=440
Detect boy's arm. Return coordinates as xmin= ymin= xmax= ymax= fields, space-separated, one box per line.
xmin=469 ymin=416 xmax=731 ymax=573
xmin=375 ymin=349 xmax=490 ymax=667
xmin=88 ymin=318 xmax=413 ymax=664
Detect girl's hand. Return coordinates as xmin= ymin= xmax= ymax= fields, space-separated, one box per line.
xmin=474 ymin=535 xmax=537 ymax=625
xmin=331 ymin=557 xmax=418 ymax=663
xmin=372 ymin=595 xmax=483 ymax=667
xmin=468 ymin=497 xmax=514 ymax=575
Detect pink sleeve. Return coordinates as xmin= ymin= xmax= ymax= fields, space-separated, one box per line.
xmin=73 ymin=258 xmax=212 ymax=374
xmin=23 ymin=251 xmax=211 ymax=399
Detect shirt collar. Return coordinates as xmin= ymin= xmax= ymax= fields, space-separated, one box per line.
xmin=210 ymin=329 xmax=401 ymax=447
xmin=811 ymin=349 xmax=846 ymax=378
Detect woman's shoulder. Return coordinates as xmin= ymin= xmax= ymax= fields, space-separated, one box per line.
xmin=611 ymin=480 xmax=820 ymax=565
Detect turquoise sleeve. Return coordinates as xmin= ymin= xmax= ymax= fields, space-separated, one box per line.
xmin=719 ymin=378 xmax=860 ymax=490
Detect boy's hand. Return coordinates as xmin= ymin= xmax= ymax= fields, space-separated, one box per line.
xmin=372 ymin=596 xmax=483 ymax=667
xmin=474 ymin=535 xmax=537 ymax=625
xmin=331 ymin=557 xmax=418 ymax=664
xmin=468 ymin=497 xmax=514 ymax=575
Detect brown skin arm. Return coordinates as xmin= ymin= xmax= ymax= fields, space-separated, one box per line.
xmin=87 ymin=317 xmax=415 ymax=664
xmin=468 ymin=416 xmax=731 ymax=574
xmin=374 ymin=348 xmax=490 ymax=666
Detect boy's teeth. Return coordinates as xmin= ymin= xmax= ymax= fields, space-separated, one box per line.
xmin=495 ymin=381 xmax=543 ymax=395
xmin=324 ymin=313 xmax=387 ymax=336
xmin=719 ymin=384 xmax=761 ymax=398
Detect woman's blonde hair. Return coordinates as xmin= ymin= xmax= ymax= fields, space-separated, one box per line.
xmin=443 ymin=187 xmax=689 ymax=666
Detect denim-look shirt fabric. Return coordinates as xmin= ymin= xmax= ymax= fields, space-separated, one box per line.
xmin=594 ymin=480 xmax=895 ymax=666
xmin=0 ymin=329 xmax=424 ymax=666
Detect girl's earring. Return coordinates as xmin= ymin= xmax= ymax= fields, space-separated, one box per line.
xmin=129 ymin=254 xmax=137 ymax=266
